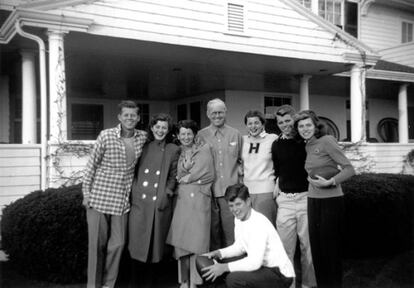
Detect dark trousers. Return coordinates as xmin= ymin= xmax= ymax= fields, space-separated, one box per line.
xmin=308 ymin=196 xmax=345 ymax=288
xmin=210 ymin=197 xmax=235 ymax=250
xmin=226 ymin=267 xmax=293 ymax=288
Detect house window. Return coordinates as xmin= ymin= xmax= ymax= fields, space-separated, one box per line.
xmin=177 ymin=104 xmax=187 ymax=122
xmin=264 ymin=96 xmax=292 ymax=134
xmin=136 ymin=103 xmax=149 ymax=131
xmin=402 ymin=21 xmax=413 ymax=43
xmin=319 ymin=0 xmax=342 ymax=27
xmin=296 ymin=0 xmax=311 ymax=9
xmin=71 ymin=104 xmax=103 ymax=140
xmin=297 ymin=0 xmax=358 ymax=38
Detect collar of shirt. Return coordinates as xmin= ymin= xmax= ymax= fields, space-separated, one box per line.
xmin=209 ymin=124 xmax=227 ymax=137
xmin=248 ymin=130 xmax=267 ymax=139
xmin=279 ymin=133 xmax=291 ymax=140
xmin=115 ymin=124 xmax=144 ymax=139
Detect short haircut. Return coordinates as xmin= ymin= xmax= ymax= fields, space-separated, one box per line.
xmin=293 ymin=110 xmax=327 ymax=139
xmin=207 ymin=98 xmax=226 ymax=114
xmin=118 ymin=100 xmax=139 ymax=114
xmin=225 ymin=183 xmax=250 ymax=202
xmin=244 ymin=110 xmax=266 ymax=125
xmin=177 ymin=119 xmax=199 ymax=135
xmin=275 ymin=105 xmax=295 ymax=118
xmin=147 ymin=113 xmax=174 ymax=143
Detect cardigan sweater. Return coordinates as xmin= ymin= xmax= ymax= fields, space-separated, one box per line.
xmin=305 ymin=135 xmax=355 ymax=198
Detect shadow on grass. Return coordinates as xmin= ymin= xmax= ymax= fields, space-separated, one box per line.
xmin=1 ymin=250 xmax=413 ymax=288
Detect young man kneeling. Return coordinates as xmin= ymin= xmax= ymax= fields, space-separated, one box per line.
xmin=202 ymin=183 xmax=295 ymax=288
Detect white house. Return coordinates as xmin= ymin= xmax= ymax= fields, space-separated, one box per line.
xmin=0 ymin=0 xmax=413 ymax=211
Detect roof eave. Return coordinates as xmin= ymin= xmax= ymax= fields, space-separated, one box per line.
xmin=19 ymin=0 xmax=97 ymax=10
xmin=280 ymin=0 xmax=379 ymax=65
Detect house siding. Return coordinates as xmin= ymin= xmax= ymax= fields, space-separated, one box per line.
xmin=0 ymin=145 xmax=41 ymax=213
xmin=48 ymin=0 xmax=352 ymax=62
xmin=360 ymin=3 xmax=414 ymax=51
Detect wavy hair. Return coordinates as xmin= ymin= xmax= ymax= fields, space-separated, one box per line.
xmin=147 ymin=113 xmax=175 ymax=143
xmin=293 ymin=110 xmax=327 ymax=139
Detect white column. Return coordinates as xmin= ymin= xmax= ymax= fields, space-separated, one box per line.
xmin=0 ymin=76 xmax=10 ymax=143
xmin=350 ymin=64 xmax=365 ymax=142
xmin=398 ymin=83 xmax=409 ymax=144
xmin=21 ymin=50 xmax=37 ymax=144
xmin=48 ymin=31 xmax=68 ymax=142
xmin=299 ymin=75 xmax=311 ymax=111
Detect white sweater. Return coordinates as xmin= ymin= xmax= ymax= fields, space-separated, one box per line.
xmin=219 ymin=209 xmax=295 ymax=278
xmin=242 ymin=132 xmax=278 ymax=194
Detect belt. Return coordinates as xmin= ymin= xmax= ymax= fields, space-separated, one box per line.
xmin=279 ymin=191 xmax=306 ymax=198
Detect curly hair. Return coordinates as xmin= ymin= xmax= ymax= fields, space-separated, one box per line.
xmin=244 ymin=110 xmax=266 ymax=125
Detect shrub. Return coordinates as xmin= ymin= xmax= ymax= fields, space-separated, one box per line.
xmin=1 ymin=184 xmax=87 ymax=283
xmin=342 ymin=173 xmax=414 ymax=258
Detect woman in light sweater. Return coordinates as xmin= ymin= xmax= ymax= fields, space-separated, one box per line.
xmin=294 ymin=110 xmax=355 ymax=288
xmin=241 ymin=110 xmax=278 ymax=226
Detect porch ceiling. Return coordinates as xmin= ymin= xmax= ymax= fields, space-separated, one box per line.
xmin=2 ymin=31 xmax=355 ymax=100
xmin=62 ymin=32 xmax=353 ymax=100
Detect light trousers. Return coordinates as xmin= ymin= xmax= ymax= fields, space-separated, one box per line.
xmin=210 ymin=197 xmax=235 ymax=250
xmin=276 ymin=192 xmax=316 ymax=288
xmin=86 ymin=208 xmax=128 ymax=288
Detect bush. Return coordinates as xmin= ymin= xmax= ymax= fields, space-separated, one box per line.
xmin=1 ymin=184 xmax=87 ymax=283
xmin=342 ymin=173 xmax=414 ymax=258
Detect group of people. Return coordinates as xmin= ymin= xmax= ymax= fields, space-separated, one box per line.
xmin=82 ymin=98 xmax=355 ymax=288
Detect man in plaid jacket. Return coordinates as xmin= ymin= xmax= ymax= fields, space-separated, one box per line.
xmin=82 ymin=100 xmax=147 ymax=288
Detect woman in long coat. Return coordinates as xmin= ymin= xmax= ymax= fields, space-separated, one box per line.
xmin=128 ymin=113 xmax=180 ymax=286
xmin=166 ymin=120 xmax=214 ymax=288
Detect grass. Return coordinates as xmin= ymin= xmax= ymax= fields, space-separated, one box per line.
xmin=1 ymin=250 xmax=413 ymax=288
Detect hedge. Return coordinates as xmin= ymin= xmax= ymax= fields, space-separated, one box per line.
xmin=1 ymin=184 xmax=87 ymax=283
xmin=342 ymin=173 xmax=414 ymax=258
xmin=1 ymin=173 xmax=413 ymax=283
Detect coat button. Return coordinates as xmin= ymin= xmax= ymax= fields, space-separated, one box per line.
xmin=144 ymin=169 xmax=149 ymax=174
xmin=152 ymin=196 xmax=157 ymax=201
xmin=156 ymin=170 xmax=160 ymax=175
xmin=142 ymin=194 xmax=146 ymax=199
xmin=154 ymin=183 xmax=158 ymax=188
xmin=190 ymin=193 xmax=194 ymax=197
xmin=143 ymin=181 xmax=148 ymax=187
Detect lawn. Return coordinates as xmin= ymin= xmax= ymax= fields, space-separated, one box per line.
xmin=1 ymin=249 xmax=413 ymax=288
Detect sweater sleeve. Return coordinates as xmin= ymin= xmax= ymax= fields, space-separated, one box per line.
xmin=323 ymin=136 xmax=355 ymax=185
xmin=82 ymin=131 xmax=105 ymax=199
xmin=271 ymin=139 xmax=280 ymax=179
xmin=185 ymin=144 xmax=214 ymax=184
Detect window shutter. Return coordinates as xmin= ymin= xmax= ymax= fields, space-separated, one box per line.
xmin=227 ymin=3 xmax=244 ymax=33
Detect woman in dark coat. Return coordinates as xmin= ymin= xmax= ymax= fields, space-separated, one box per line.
xmin=128 ymin=113 xmax=180 ymax=286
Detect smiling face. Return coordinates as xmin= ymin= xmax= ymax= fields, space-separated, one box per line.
xmin=207 ymin=102 xmax=226 ymax=128
xmin=118 ymin=107 xmax=140 ymax=133
xmin=276 ymin=114 xmax=294 ymax=137
xmin=151 ymin=120 xmax=169 ymax=141
xmin=246 ymin=116 xmax=264 ymax=137
xmin=178 ymin=127 xmax=195 ymax=147
xmin=228 ymin=197 xmax=251 ymax=221
xmin=297 ymin=117 xmax=316 ymax=140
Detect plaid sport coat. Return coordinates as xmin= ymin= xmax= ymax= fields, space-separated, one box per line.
xmin=82 ymin=124 xmax=147 ymax=215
